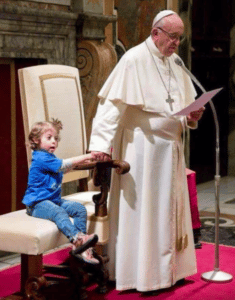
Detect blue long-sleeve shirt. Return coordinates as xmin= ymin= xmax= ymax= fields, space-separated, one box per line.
xmin=22 ymin=150 xmax=63 ymax=206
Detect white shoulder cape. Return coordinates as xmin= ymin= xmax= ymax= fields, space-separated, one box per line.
xmin=98 ymin=36 xmax=197 ymax=113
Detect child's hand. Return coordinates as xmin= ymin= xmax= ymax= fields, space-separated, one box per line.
xmin=82 ymin=153 xmax=97 ymax=163
xmin=82 ymin=152 xmax=103 ymax=162
xmin=90 ymin=151 xmax=112 ymax=162
xmin=70 ymin=152 xmax=112 ymax=167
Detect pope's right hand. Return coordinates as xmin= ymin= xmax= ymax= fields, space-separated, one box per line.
xmin=91 ymin=151 xmax=112 ymax=162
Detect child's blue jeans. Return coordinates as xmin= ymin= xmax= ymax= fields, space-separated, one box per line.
xmin=26 ymin=198 xmax=87 ymax=242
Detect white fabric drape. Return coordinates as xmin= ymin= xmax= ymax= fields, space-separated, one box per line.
xmin=90 ymin=103 xmax=197 ymax=291
xmin=98 ymin=36 xmax=196 ymax=114
xmin=89 ymin=36 xmax=197 ymax=292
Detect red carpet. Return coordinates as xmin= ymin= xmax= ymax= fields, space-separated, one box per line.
xmin=1 ymin=243 xmax=235 ymax=299
xmin=0 ymin=246 xmax=71 ymax=298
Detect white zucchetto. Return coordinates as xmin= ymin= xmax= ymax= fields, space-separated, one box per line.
xmin=152 ymin=10 xmax=176 ymax=28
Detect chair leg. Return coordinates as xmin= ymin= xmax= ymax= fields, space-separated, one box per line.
xmin=93 ymin=244 xmax=109 ymax=293
xmin=21 ymin=254 xmax=43 ymax=293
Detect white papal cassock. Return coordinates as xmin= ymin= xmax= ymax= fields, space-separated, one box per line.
xmin=89 ymin=36 xmax=198 ymax=292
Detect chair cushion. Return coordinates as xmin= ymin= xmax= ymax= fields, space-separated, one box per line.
xmin=0 ymin=191 xmax=109 ymax=255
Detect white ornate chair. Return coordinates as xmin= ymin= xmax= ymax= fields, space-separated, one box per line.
xmin=0 ymin=64 xmax=129 ymax=299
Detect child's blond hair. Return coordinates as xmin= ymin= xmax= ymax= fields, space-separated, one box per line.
xmin=28 ymin=118 xmax=63 ymax=150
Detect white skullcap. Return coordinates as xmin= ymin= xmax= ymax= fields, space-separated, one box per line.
xmin=152 ymin=10 xmax=176 ymax=28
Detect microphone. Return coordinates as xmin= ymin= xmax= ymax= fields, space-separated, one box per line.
xmin=174 ymin=58 xmax=206 ymax=93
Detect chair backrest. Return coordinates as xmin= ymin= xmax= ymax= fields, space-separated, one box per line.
xmin=18 ymin=64 xmax=89 ymax=183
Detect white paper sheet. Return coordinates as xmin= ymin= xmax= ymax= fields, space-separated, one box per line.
xmin=173 ymin=87 xmax=223 ymax=116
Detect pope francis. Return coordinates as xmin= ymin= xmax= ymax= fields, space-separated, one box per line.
xmin=89 ymin=10 xmax=204 ymax=292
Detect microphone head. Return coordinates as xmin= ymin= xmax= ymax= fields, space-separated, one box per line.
xmin=174 ymin=58 xmax=183 ymax=66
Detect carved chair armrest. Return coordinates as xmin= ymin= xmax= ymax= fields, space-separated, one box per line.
xmin=74 ymin=160 xmax=130 ymax=217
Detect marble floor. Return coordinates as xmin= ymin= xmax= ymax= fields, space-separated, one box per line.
xmin=197 ymin=176 xmax=235 ymax=215
xmin=1 ymin=176 xmax=235 ymax=271
xmin=0 ymin=244 xmax=70 ymax=271
xmin=0 ymin=251 xmax=21 ymax=270
xmin=197 ymin=176 xmax=235 ymax=246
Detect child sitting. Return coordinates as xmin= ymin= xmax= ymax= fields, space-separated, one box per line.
xmin=22 ymin=119 xmax=99 ymax=264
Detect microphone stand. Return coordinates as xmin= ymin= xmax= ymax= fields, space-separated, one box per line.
xmin=175 ymin=58 xmax=233 ymax=282
xmin=184 ymin=68 xmax=232 ymax=282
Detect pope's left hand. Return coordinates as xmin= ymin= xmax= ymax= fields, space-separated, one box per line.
xmin=187 ymin=107 xmax=205 ymax=122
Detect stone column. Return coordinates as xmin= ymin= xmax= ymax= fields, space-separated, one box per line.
xmin=75 ymin=6 xmax=117 ymax=142
xmin=77 ymin=39 xmax=117 ymax=140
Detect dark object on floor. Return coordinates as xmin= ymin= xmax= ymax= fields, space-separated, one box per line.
xmin=193 ymin=228 xmax=202 ymax=249
xmin=175 ymin=278 xmax=185 ymax=286
xmin=194 ymin=241 xmax=202 ymax=249
xmin=69 ymin=236 xmax=109 ymax=298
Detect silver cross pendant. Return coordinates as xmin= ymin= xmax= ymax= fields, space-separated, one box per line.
xmin=166 ymin=94 xmax=174 ymax=111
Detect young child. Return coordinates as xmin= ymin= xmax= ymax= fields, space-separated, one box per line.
xmin=22 ymin=119 xmax=99 ymax=264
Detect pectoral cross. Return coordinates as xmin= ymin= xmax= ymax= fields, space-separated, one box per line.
xmin=166 ymin=94 xmax=174 ymax=111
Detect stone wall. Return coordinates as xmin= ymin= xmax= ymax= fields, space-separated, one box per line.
xmin=115 ymin=0 xmax=165 ymax=51
xmin=0 ymin=3 xmax=77 ymax=66
xmin=0 ymin=1 xmax=117 ymax=138
xmin=0 ymin=0 xmax=117 ymax=199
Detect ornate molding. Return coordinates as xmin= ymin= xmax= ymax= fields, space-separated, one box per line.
xmin=77 ymin=13 xmax=117 ymax=40
xmin=27 ymin=0 xmax=71 ymax=4
xmin=73 ymin=0 xmax=103 ymax=14
xmin=0 ymin=3 xmax=77 ymax=66
xmin=77 ymin=40 xmax=117 ymax=141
